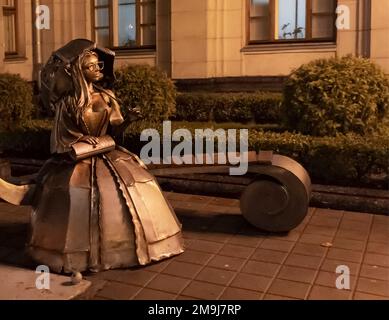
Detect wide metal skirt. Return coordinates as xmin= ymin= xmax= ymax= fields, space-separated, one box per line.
xmin=28 ymin=149 xmax=184 ymax=273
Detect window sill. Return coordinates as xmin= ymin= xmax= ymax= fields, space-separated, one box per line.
xmin=4 ymin=54 xmax=28 ymax=63
xmin=241 ymin=42 xmax=337 ymax=54
xmin=113 ymin=47 xmax=156 ymax=57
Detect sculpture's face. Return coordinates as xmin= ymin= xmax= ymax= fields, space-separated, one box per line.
xmin=82 ymin=54 xmax=104 ymax=83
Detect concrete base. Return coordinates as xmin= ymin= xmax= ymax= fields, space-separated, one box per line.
xmin=0 ymin=264 xmax=91 ymax=300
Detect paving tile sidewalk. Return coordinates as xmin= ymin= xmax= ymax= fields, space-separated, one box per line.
xmin=0 ymin=193 xmax=388 ymax=300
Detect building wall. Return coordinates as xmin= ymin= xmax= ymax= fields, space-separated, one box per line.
xmin=0 ymin=0 xmax=159 ymax=81
xmin=171 ymin=0 xmax=208 ymax=78
xmin=157 ymin=0 xmax=172 ymax=76
xmin=170 ymin=0 xmax=385 ymax=79
xmin=370 ymin=0 xmax=389 ymax=73
xmin=38 ymin=0 xmax=90 ymax=64
xmin=1 ymin=0 xmax=388 ymax=82
xmin=0 ymin=0 xmax=34 ymax=80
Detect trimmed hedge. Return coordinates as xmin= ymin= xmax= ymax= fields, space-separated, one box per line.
xmin=0 ymin=120 xmax=52 ymax=159
xmin=248 ymin=130 xmax=388 ymax=188
xmin=0 ymin=120 xmax=387 ymax=189
xmin=174 ymin=92 xmax=282 ymax=124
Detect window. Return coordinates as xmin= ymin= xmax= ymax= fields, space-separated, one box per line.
xmin=2 ymin=0 xmax=18 ymax=55
xmin=92 ymin=0 xmax=156 ymax=49
xmin=248 ymin=0 xmax=336 ymax=43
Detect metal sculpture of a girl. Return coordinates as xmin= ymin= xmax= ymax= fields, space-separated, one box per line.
xmin=0 ymin=39 xmax=184 ymax=274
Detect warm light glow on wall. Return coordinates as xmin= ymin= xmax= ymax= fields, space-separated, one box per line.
xmin=274 ymin=0 xmax=279 ymax=40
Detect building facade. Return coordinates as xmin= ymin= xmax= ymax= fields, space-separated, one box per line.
xmin=0 ymin=0 xmax=388 ymax=87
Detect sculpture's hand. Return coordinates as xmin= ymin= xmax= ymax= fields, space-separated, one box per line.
xmin=128 ymin=107 xmax=142 ymax=121
xmin=110 ymin=107 xmax=142 ymax=140
xmin=80 ymin=136 xmax=100 ymax=145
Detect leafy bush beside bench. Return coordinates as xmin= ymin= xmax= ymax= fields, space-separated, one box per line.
xmin=1 ymin=120 xmax=387 ymax=189
xmin=174 ymin=92 xmax=282 ymax=124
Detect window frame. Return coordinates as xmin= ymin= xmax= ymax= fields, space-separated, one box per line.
xmin=3 ymin=0 xmax=19 ymax=56
xmin=246 ymin=0 xmax=338 ymax=45
xmin=91 ymin=0 xmax=156 ymax=51
xmin=91 ymin=0 xmax=113 ymax=48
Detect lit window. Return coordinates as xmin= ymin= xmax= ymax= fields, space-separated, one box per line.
xmin=249 ymin=0 xmax=336 ymax=43
xmin=92 ymin=0 xmax=156 ymax=49
xmin=277 ymin=0 xmax=306 ymax=40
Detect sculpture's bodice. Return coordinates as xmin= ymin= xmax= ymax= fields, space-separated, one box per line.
xmin=83 ymin=92 xmax=111 ymax=137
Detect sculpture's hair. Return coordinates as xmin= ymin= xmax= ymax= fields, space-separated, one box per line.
xmin=69 ymin=50 xmax=98 ymax=121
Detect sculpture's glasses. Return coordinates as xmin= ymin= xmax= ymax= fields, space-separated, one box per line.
xmin=84 ymin=61 xmax=104 ymax=72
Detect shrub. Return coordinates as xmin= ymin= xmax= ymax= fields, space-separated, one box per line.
xmin=114 ymin=64 xmax=177 ymax=123
xmin=282 ymin=55 xmax=389 ymax=136
xmin=0 ymin=73 xmax=35 ymax=130
xmin=174 ymin=92 xmax=282 ymax=123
